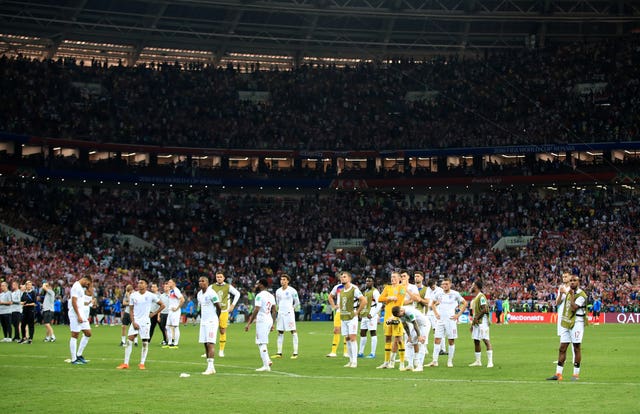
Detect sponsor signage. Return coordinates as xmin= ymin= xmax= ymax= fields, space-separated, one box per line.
xmin=603 ymin=312 xmax=640 ymax=324
xmin=492 ymin=312 xmax=599 ymax=324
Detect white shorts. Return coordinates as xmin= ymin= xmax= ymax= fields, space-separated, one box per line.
xmin=128 ymin=320 xmax=151 ymax=340
xmin=68 ymin=312 xmax=91 ymax=333
xmin=276 ymin=312 xmax=297 ymax=332
xmin=427 ymin=313 xmax=438 ymax=330
xmin=199 ymin=319 xmax=219 ymax=343
xmin=255 ymin=320 xmax=272 ymax=344
xmin=167 ymin=310 xmax=181 ymax=326
xmin=559 ymin=322 xmax=584 ymax=344
xmin=340 ymin=316 xmax=359 ymax=336
xmin=434 ymin=317 xmax=458 ymax=340
xmin=405 ymin=323 xmax=430 ymax=345
xmin=359 ymin=316 xmax=378 ymax=331
xmin=471 ymin=322 xmax=490 ymax=341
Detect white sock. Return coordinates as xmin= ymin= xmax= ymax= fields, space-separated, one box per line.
xmin=140 ymin=341 xmax=149 ymax=364
xmin=573 ymin=365 xmax=580 ymax=377
xmin=258 ymin=344 xmax=270 ymax=367
xmin=475 ymin=351 xmax=482 ymax=362
xmin=277 ymin=333 xmax=284 ymax=354
xmin=174 ymin=327 xmax=180 ymax=345
xmin=121 ymin=335 xmax=125 ymax=343
xmin=487 ymin=350 xmax=493 ymax=365
xmin=166 ymin=328 xmax=172 ymax=344
xmin=124 ymin=340 xmax=133 ymax=364
xmin=448 ymin=344 xmax=455 ymax=363
xmin=405 ymin=346 xmax=414 ymax=367
xmin=292 ymin=333 xmax=299 ymax=354
xmin=77 ymin=336 xmax=90 ymax=356
xmin=207 ymin=358 xmax=214 ymax=371
xmin=69 ymin=337 xmax=77 ymax=361
xmin=556 ymin=364 xmax=564 ymax=375
xmin=350 ymin=341 xmax=358 ymax=364
xmin=418 ymin=343 xmax=426 ymax=366
xmin=370 ymin=336 xmax=378 ymax=354
xmin=359 ymin=337 xmax=367 ymax=354
xmin=432 ymin=342 xmax=441 ymax=362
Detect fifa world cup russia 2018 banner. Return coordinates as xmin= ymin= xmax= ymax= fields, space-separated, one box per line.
xmin=603 ymin=312 xmax=640 ymax=324
xmin=495 ymin=312 xmax=599 ymax=324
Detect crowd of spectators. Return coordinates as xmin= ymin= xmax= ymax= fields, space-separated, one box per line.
xmin=1 ymin=36 xmax=638 ymax=151
xmin=1 ymin=178 xmax=639 ymax=321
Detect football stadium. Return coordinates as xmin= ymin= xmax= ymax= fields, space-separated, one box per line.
xmin=0 ymin=1 xmax=639 ymax=413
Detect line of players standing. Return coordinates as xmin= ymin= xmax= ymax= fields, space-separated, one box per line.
xmin=324 ymin=270 xmax=494 ymax=370
xmin=64 ymin=270 xmax=493 ymax=373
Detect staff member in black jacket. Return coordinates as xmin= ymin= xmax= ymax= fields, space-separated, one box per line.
xmin=20 ymin=281 xmax=36 ymax=344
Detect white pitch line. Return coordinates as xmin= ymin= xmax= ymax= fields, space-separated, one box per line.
xmin=0 ymin=362 xmax=638 ymax=386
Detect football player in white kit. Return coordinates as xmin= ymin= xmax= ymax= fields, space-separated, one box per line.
xmin=392 ymin=305 xmax=429 ymax=371
xmin=165 ymin=279 xmax=184 ymax=348
xmin=69 ymin=275 xmax=93 ymax=365
xmin=400 ymin=271 xmax=420 ymax=367
xmin=117 ymin=279 xmax=165 ymax=370
xmin=273 ymin=274 xmax=300 ymax=359
xmin=197 ymin=276 xmax=222 ymax=375
xmin=428 ymin=277 xmax=467 ymax=368
xmin=245 ymin=279 xmax=277 ymax=372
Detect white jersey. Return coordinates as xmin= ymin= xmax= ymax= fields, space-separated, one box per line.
xmin=68 ymin=281 xmax=85 ymax=317
xmin=400 ymin=306 xmax=429 ymax=333
xmin=83 ymin=294 xmax=93 ymax=319
xmin=276 ymin=286 xmax=300 ymax=314
xmin=556 ymin=285 xmax=568 ymax=335
xmin=434 ymin=289 xmax=464 ymax=318
xmin=168 ymin=287 xmax=184 ymax=311
xmin=198 ymin=287 xmax=220 ymax=323
xmin=404 ymin=283 xmax=419 ymax=307
xmin=255 ymin=290 xmax=275 ymax=323
xmin=130 ymin=291 xmax=159 ymax=323
xmin=425 ymin=286 xmax=442 ymax=315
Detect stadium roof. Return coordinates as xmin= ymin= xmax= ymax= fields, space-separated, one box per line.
xmin=1 ymin=0 xmax=639 ymax=68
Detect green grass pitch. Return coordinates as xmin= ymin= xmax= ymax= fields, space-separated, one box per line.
xmin=2 ymin=322 xmax=638 ymax=413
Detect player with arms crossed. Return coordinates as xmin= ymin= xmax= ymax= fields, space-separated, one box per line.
xmin=272 ymin=274 xmax=300 ymax=359
xmin=197 ymin=276 xmax=222 ymax=375
xmin=428 ymin=277 xmax=467 ymax=368
xmin=357 ymin=276 xmax=380 ymax=359
xmin=245 ymin=279 xmax=277 ymax=372
xmin=468 ymin=280 xmax=493 ymax=368
xmin=117 ymin=279 xmax=165 ymax=370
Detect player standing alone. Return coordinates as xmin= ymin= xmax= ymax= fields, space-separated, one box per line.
xmin=197 ymin=276 xmax=221 ymax=375
xmin=245 ymin=279 xmax=276 ymax=372
xmin=468 ymin=281 xmax=493 ymax=368
xmin=272 ymin=274 xmax=300 ymax=359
